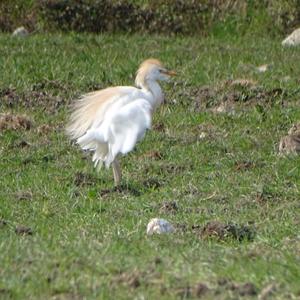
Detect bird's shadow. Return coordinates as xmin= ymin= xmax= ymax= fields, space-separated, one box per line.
xmin=98 ymin=178 xmax=164 ymax=197
xmin=99 ymin=183 xmax=141 ymax=197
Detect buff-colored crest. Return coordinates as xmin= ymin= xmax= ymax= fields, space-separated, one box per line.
xmin=135 ymin=58 xmax=164 ymax=88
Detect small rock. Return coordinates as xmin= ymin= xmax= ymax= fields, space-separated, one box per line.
xmin=199 ymin=132 xmax=207 ymax=139
xmin=12 ymin=26 xmax=29 ymax=37
xmin=282 ymin=28 xmax=300 ymax=46
xmin=146 ymin=218 xmax=175 ymax=235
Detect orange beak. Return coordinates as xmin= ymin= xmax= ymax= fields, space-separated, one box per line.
xmin=162 ymin=70 xmax=177 ymax=76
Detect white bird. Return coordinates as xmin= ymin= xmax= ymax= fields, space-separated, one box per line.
xmin=66 ymin=59 xmax=176 ymax=185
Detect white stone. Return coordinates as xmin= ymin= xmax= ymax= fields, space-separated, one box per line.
xmin=282 ymin=28 xmax=300 ymax=46
xmin=146 ymin=218 xmax=175 ymax=235
xmin=12 ymin=27 xmax=29 ymax=37
xmin=199 ymin=132 xmax=207 ymax=139
xmin=256 ymin=64 xmax=269 ymax=73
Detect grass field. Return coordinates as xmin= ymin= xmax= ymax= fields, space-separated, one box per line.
xmin=0 ymin=32 xmax=300 ymax=299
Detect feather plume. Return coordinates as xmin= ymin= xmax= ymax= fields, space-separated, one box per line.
xmin=135 ymin=58 xmax=163 ymax=88
xmin=66 ymin=87 xmax=122 ymax=139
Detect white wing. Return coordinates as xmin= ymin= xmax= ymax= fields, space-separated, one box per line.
xmin=66 ymin=86 xmax=150 ymax=140
xmin=77 ymin=99 xmax=152 ymax=167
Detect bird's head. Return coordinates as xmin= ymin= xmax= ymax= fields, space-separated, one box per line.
xmin=135 ymin=58 xmax=176 ymax=88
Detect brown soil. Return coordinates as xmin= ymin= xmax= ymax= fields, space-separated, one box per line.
xmin=159 ymin=201 xmax=178 ymax=214
xmin=176 ymin=282 xmax=210 ymax=298
xmin=0 ymin=85 xmax=70 ymax=113
xmin=217 ymin=278 xmax=257 ymax=296
xmin=279 ymin=134 xmax=300 ymax=155
xmin=153 ymin=122 xmax=165 ymax=132
xmin=142 ymin=178 xmax=163 ymax=189
xmin=0 ymin=219 xmax=7 ymax=227
xmin=15 ymin=225 xmax=33 ymax=235
xmin=288 ymin=123 xmax=300 ymax=135
xmin=37 ymin=124 xmax=54 ymax=135
xmin=112 ymin=269 xmax=142 ymax=289
xmin=234 ymin=160 xmax=256 ymax=171
xmin=0 ymin=113 xmax=32 ymax=131
xmin=200 ymin=221 xmax=255 ymax=241
xmin=73 ymin=172 xmax=97 ymax=187
xmin=15 ymin=140 xmax=31 ymax=148
xmin=189 ymin=81 xmax=286 ymax=113
xmin=15 ymin=191 xmax=33 ymax=201
xmin=258 ymin=283 xmax=277 ymax=299
xmin=141 ymin=150 xmax=163 ymax=160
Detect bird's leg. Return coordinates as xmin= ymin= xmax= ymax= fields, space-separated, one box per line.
xmin=112 ymin=159 xmax=122 ymax=186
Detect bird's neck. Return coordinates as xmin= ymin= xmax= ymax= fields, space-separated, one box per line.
xmin=142 ymin=80 xmax=164 ymax=110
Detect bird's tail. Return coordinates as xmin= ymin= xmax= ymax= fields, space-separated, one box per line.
xmin=77 ymin=129 xmax=109 ymax=169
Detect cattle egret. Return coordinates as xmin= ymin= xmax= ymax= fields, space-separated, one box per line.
xmin=67 ymin=59 xmax=176 ymax=185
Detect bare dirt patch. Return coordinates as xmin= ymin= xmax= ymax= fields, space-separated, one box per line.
xmin=258 ymin=283 xmax=277 ymax=300
xmin=14 ymin=190 xmax=33 ymax=201
xmin=114 ymin=270 xmax=141 ymax=288
xmin=176 ymin=282 xmax=210 ymax=298
xmin=73 ymin=172 xmax=97 ymax=187
xmin=37 ymin=124 xmax=54 ymax=135
xmin=99 ymin=184 xmax=141 ymax=197
xmin=0 ymin=83 xmax=71 ymax=113
xmin=193 ymin=123 xmax=224 ymax=140
xmin=234 ymin=160 xmax=256 ymax=171
xmin=0 ymin=219 xmax=8 ymax=228
xmin=15 ymin=225 xmax=33 ymax=235
xmin=0 ymin=113 xmax=32 ymax=131
xmin=199 ymin=221 xmax=255 ymax=241
xmin=279 ymin=134 xmax=300 ymax=155
xmin=0 ymin=288 xmax=12 ymax=298
xmin=217 ymin=278 xmax=257 ymax=296
xmin=141 ymin=150 xmax=163 ymax=160
xmin=152 ymin=122 xmax=165 ymax=132
xmin=161 ymin=162 xmax=187 ymax=175
xmin=142 ymin=178 xmax=163 ymax=190
xmin=159 ymin=200 xmax=178 ymax=214
xmin=288 ymin=122 xmax=300 ymax=135
xmin=111 ymin=267 xmax=158 ymax=290
xmin=185 ymin=80 xmax=287 ymax=113
xmin=279 ymin=123 xmax=300 ymax=155
xmin=173 ymin=220 xmax=255 ymax=242
xmin=16 ymin=140 xmax=31 ymax=148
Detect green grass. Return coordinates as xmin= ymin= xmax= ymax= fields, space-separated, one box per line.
xmin=0 ymin=33 xmax=300 ymax=299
